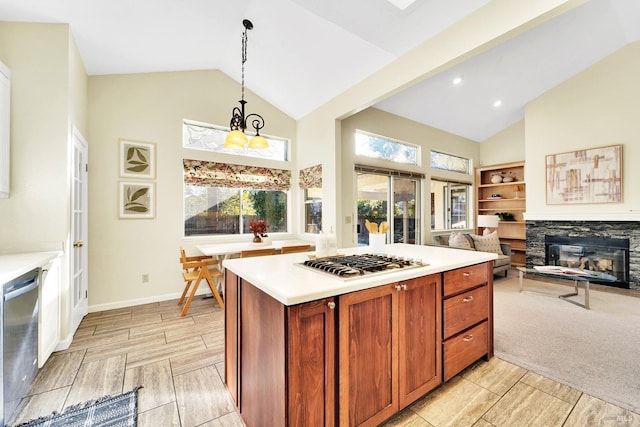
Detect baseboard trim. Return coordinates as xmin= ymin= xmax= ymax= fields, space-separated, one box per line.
xmin=88 ymin=288 xmax=211 ymax=313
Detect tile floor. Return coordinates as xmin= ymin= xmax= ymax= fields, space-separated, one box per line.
xmin=10 ymin=292 xmax=640 ymax=427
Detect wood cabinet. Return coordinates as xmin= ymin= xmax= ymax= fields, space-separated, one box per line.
xmin=0 ymin=61 xmax=9 ymax=198
xmin=225 ymin=272 xmax=336 ymax=426
xmin=338 ymin=274 xmax=441 ymax=426
xmin=475 ymin=161 xmax=526 ymax=266
xmin=225 ymin=262 xmax=492 ymax=427
xmin=442 ymin=263 xmax=493 ymax=381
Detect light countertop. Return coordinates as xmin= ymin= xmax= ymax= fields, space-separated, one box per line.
xmin=222 ymin=243 xmax=497 ymax=305
xmin=0 ymin=252 xmax=62 ymax=284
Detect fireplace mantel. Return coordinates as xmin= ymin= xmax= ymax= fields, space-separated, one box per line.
xmin=525 ymin=212 xmax=640 ymax=221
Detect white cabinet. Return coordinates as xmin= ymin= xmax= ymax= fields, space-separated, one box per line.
xmin=39 ymin=256 xmax=61 ymax=367
xmin=0 ymin=60 xmax=9 ymax=198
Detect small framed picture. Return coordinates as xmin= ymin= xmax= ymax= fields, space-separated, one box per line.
xmin=119 ymin=139 xmax=156 ymax=179
xmin=119 ymin=181 xmax=155 ymax=219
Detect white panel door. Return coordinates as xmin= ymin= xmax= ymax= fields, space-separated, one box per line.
xmin=71 ymin=127 xmax=89 ymax=332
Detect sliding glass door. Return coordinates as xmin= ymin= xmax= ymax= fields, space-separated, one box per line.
xmin=356 ymin=172 xmax=420 ymax=246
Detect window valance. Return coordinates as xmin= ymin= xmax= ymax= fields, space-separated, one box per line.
xmin=299 ymin=164 xmax=322 ymax=189
xmin=183 ymin=159 xmax=291 ymax=191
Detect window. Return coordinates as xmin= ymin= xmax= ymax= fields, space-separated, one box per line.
xmin=304 ymin=188 xmax=322 ymax=233
xmin=430 ymin=180 xmax=470 ymax=230
xmin=355 ymin=130 xmax=418 ymax=165
xmin=299 ymin=164 xmax=323 ymax=234
xmin=183 ymin=120 xmax=289 ymax=161
xmin=183 ymin=160 xmax=290 ymax=237
xmin=430 ymin=150 xmax=470 ymax=174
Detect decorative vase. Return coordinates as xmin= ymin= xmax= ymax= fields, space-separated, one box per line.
xmin=491 ymin=174 xmax=503 ymax=184
xmin=252 ymin=236 xmax=262 ymax=243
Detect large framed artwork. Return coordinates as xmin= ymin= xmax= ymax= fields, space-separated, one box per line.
xmin=119 ymin=139 xmax=156 ymax=179
xmin=119 ymin=181 xmax=155 ymax=219
xmin=545 ymin=144 xmax=622 ymax=205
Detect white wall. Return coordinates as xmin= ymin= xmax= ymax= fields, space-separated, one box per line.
xmin=525 ymin=41 xmax=640 ymax=221
xmin=87 ymin=70 xmax=296 ymax=310
xmin=296 ymin=0 xmax=580 ymax=247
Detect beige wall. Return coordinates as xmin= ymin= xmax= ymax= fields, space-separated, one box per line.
xmin=0 ymin=21 xmax=87 ymax=340
xmin=525 ymin=41 xmax=640 ymax=221
xmin=340 ymin=108 xmax=478 ymax=245
xmin=479 ymin=120 xmax=525 ymax=166
xmin=87 ymin=70 xmax=296 ymax=309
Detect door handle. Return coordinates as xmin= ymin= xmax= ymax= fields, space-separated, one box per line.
xmin=73 ymin=241 xmax=84 ymax=248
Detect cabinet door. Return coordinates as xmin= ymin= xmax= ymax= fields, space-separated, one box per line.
xmin=288 ymin=298 xmax=336 ymax=427
xmin=398 ymin=274 xmax=442 ymax=408
xmin=39 ymin=257 xmax=61 ymax=367
xmin=339 ymin=285 xmax=398 ymax=427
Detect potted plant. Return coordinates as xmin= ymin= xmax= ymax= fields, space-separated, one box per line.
xmin=249 ymin=219 xmax=269 ymax=243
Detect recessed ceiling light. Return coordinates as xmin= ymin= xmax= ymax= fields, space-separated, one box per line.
xmin=452 ymin=76 xmax=463 ymax=86
xmin=387 ymin=0 xmax=417 ymax=11
xmin=493 ymin=99 xmax=503 ymax=108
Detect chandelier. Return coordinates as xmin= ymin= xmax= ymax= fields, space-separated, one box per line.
xmin=224 ymin=19 xmax=268 ymax=150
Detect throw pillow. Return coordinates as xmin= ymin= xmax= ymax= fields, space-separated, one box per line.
xmin=471 ymin=231 xmax=503 ymax=255
xmin=449 ymin=232 xmax=475 ymax=250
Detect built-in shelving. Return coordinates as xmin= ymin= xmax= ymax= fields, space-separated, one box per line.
xmin=476 ymin=161 xmax=526 ymax=267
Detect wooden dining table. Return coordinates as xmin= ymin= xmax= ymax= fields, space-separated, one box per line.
xmin=196 ymin=239 xmax=314 ymax=291
xmin=196 ymin=239 xmax=313 ymax=259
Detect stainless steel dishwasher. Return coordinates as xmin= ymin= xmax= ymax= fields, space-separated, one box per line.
xmin=1 ymin=267 xmax=40 ymax=426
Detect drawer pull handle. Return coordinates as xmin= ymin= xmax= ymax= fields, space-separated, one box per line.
xmin=327 ymin=302 xmax=336 ymax=310
xmin=402 ymin=284 xmax=408 ymax=291
xmin=463 ymin=271 xmax=473 ymax=277
xmin=462 ymin=296 xmax=474 ymax=303
xmin=463 ymin=334 xmax=474 ymax=342
xmin=395 ymin=285 xmax=402 ymax=291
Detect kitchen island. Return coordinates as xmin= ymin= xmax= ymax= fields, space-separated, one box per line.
xmin=222 ymin=243 xmax=497 ymax=426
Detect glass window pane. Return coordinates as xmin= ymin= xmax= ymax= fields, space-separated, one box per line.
xmin=244 ymin=190 xmax=288 ymax=234
xmin=184 ymin=185 xmax=288 ymax=236
xmin=183 ymin=120 xmax=289 ymax=161
xmin=430 ymin=180 xmax=470 ymax=230
xmin=357 ymin=173 xmax=389 ymax=246
xmin=430 ymin=150 xmax=470 ymax=173
xmin=185 ymin=186 xmax=241 ymax=236
xmin=393 ymin=178 xmax=417 ymax=244
xmin=355 ymin=130 xmax=418 ymax=165
xmin=305 ymin=188 xmax=322 ymax=233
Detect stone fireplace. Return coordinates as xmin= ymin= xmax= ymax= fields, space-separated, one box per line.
xmin=526 ymin=220 xmax=640 ymax=290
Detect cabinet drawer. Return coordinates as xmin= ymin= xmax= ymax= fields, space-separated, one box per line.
xmin=443 ymin=263 xmax=488 ymax=297
xmin=443 ymin=321 xmax=488 ymax=381
xmin=443 ymin=285 xmax=488 ymax=339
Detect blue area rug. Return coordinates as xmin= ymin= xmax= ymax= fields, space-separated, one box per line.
xmin=15 ymin=386 xmax=142 ymax=427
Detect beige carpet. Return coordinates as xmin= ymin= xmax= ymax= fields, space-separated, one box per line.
xmin=493 ymin=276 xmax=640 ymax=412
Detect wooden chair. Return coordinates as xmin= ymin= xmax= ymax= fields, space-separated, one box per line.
xmin=179 ymin=248 xmax=224 ymax=316
xmin=240 ymin=248 xmax=277 ymax=258
xmin=280 ymin=244 xmax=311 ymax=254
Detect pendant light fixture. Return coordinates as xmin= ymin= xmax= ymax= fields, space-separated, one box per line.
xmin=224 ymin=19 xmax=268 ymax=150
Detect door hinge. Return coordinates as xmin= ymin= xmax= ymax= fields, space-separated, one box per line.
xmin=85 ymin=163 xmax=88 ymax=172
xmin=85 ymin=290 xmax=88 ymax=298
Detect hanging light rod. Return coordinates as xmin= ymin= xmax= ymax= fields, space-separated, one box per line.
xmin=224 ymin=19 xmax=268 ymax=150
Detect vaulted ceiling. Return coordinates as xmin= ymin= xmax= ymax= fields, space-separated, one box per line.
xmin=1 ymin=0 xmax=639 ymax=141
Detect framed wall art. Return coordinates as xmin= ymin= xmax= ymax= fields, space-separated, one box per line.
xmin=545 ymin=144 xmax=622 ymax=205
xmin=119 ymin=181 xmax=155 ymax=219
xmin=119 ymin=139 xmax=156 ymax=179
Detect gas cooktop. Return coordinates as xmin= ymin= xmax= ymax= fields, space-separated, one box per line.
xmin=298 ymin=253 xmax=426 ymax=280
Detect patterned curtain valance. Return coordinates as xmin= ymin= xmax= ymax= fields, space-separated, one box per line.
xmin=299 ymin=164 xmax=322 ymax=189
xmin=183 ymin=159 xmax=291 ymax=191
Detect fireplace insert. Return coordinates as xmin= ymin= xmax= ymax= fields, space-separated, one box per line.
xmin=545 ymin=235 xmax=629 ymax=288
